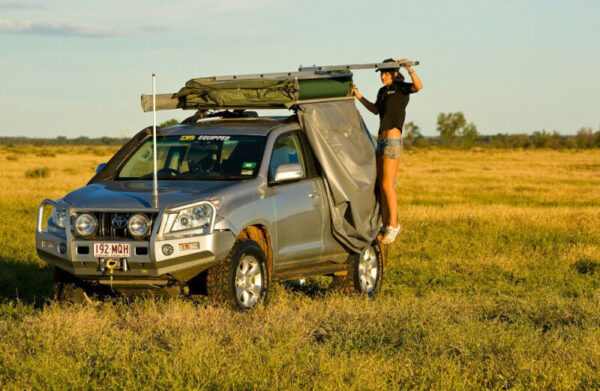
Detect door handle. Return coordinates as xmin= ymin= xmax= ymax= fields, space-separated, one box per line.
xmin=309 ymin=192 xmax=319 ymax=199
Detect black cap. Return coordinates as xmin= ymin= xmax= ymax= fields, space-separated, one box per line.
xmin=376 ymin=58 xmax=399 ymax=72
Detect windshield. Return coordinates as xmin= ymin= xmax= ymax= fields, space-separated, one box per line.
xmin=117 ymin=135 xmax=266 ymax=180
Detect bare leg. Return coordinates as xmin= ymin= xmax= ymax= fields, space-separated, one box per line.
xmin=380 ymin=156 xmax=399 ymax=228
xmin=376 ymin=155 xmax=389 ymax=226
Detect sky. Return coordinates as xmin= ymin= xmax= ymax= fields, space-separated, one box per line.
xmin=0 ymin=0 xmax=599 ymax=138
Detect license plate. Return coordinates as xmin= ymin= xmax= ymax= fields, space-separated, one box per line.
xmin=93 ymin=242 xmax=131 ymax=258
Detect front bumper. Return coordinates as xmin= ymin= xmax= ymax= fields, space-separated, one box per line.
xmin=36 ymin=230 xmax=236 ymax=284
xmin=35 ymin=199 xmax=236 ymax=288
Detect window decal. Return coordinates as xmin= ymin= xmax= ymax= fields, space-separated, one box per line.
xmin=197 ymin=135 xmax=231 ymax=141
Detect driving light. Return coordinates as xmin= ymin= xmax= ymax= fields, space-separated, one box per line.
xmin=162 ymin=244 xmax=174 ymax=256
xmin=75 ymin=213 xmax=97 ymax=237
xmin=128 ymin=213 xmax=150 ymax=239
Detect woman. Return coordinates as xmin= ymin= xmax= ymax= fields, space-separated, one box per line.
xmin=352 ymin=58 xmax=423 ymax=244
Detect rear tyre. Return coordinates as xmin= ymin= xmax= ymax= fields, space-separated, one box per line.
xmin=206 ymin=240 xmax=269 ymax=310
xmin=332 ymin=241 xmax=384 ymax=297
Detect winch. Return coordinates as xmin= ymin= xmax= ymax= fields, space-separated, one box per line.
xmin=98 ymin=258 xmax=129 ymax=273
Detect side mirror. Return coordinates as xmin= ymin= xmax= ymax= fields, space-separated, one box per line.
xmin=273 ymin=163 xmax=303 ymax=182
xmin=95 ymin=163 xmax=107 ymax=174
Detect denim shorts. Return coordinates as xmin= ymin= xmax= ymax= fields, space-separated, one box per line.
xmin=376 ymin=138 xmax=403 ymax=160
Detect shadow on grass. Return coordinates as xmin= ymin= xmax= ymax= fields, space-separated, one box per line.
xmin=0 ymin=257 xmax=53 ymax=306
xmin=282 ymin=278 xmax=332 ymax=298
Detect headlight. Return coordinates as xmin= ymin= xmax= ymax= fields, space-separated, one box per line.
xmin=75 ymin=213 xmax=97 ymax=237
xmin=128 ymin=213 xmax=150 ymax=239
xmin=166 ymin=203 xmax=214 ymax=234
xmin=51 ymin=207 xmax=67 ymax=228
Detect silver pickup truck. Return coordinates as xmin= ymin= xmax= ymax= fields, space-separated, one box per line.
xmin=36 ymin=114 xmax=384 ymax=309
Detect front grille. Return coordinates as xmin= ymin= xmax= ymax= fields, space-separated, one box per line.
xmin=73 ymin=212 xmax=157 ymax=241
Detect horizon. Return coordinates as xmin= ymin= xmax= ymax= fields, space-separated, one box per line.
xmin=1 ymin=0 xmax=599 ymax=138
xmin=0 ymin=126 xmax=596 ymax=140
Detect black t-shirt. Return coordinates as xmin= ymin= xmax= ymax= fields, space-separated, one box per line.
xmin=375 ymin=80 xmax=415 ymax=134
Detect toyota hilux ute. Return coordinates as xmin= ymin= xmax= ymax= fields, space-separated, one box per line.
xmin=35 ymin=64 xmax=387 ymax=309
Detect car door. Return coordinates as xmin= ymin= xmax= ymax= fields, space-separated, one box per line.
xmin=269 ymin=131 xmax=324 ymax=271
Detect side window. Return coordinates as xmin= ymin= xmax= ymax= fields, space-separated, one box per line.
xmin=268 ymin=132 xmax=306 ymax=182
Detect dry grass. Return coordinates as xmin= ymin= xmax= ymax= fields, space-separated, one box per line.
xmin=0 ymin=146 xmax=599 ymax=390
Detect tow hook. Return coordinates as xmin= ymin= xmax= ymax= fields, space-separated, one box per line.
xmin=101 ymin=258 xmax=129 ymax=274
xmin=100 ymin=258 xmax=129 ymax=289
xmin=106 ymin=259 xmax=118 ymax=289
xmin=106 ymin=259 xmax=120 ymax=274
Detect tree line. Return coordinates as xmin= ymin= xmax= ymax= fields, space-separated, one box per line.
xmin=0 ymin=135 xmax=129 ymax=146
xmin=403 ymin=112 xmax=600 ymax=149
xmin=1 ymin=115 xmax=599 ymax=149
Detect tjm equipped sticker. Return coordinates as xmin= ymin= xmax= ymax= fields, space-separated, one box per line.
xmin=179 ymin=135 xmax=196 ymax=141
xmin=197 ymin=135 xmax=231 ymax=141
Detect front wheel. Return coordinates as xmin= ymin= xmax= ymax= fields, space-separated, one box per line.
xmin=332 ymin=241 xmax=384 ymax=297
xmin=206 ymin=240 xmax=269 ymax=310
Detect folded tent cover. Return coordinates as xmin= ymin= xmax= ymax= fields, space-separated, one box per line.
xmin=139 ymin=70 xmax=380 ymax=253
xmin=141 ymin=72 xmax=354 ymax=111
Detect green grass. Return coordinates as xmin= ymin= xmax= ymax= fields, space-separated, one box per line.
xmin=0 ymin=147 xmax=599 ymax=390
xmin=24 ymin=167 xmax=50 ymax=179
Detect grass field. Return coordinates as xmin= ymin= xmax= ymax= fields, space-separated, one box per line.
xmin=1 ymin=145 xmax=599 ymax=390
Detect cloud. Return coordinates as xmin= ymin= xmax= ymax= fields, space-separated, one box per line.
xmin=0 ymin=1 xmax=45 ymax=9
xmin=141 ymin=25 xmax=171 ymax=33
xmin=145 ymin=0 xmax=279 ymax=19
xmin=0 ymin=17 xmax=127 ymax=38
xmin=199 ymin=0 xmax=275 ymax=14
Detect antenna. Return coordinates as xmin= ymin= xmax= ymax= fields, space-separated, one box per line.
xmin=152 ymin=74 xmax=158 ymax=209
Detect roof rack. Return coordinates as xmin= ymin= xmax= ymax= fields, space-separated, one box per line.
xmin=141 ymin=61 xmax=419 ymax=112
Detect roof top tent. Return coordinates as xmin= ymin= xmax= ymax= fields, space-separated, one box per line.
xmin=140 ymin=61 xmax=419 ymax=113
xmin=138 ymin=61 xmax=418 ymax=252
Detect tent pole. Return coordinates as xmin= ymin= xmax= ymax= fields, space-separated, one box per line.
xmin=152 ymin=74 xmax=158 ymax=209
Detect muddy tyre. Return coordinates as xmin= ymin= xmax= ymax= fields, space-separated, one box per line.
xmin=332 ymin=241 xmax=384 ymax=297
xmin=206 ymin=240 xmax=269 ymax=310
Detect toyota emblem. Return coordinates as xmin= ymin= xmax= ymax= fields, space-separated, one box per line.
xmin=112 ymin=215 xmax=128 ymax=229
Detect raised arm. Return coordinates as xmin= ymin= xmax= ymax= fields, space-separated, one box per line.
xmin=399 ymin=58 xmax=423 ymax=92
xmin=352 ymin=87 xmax=379 ymax=115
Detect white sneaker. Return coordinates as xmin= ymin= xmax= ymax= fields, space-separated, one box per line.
xmin=381 ymin=225 xmax=401 ymax=244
